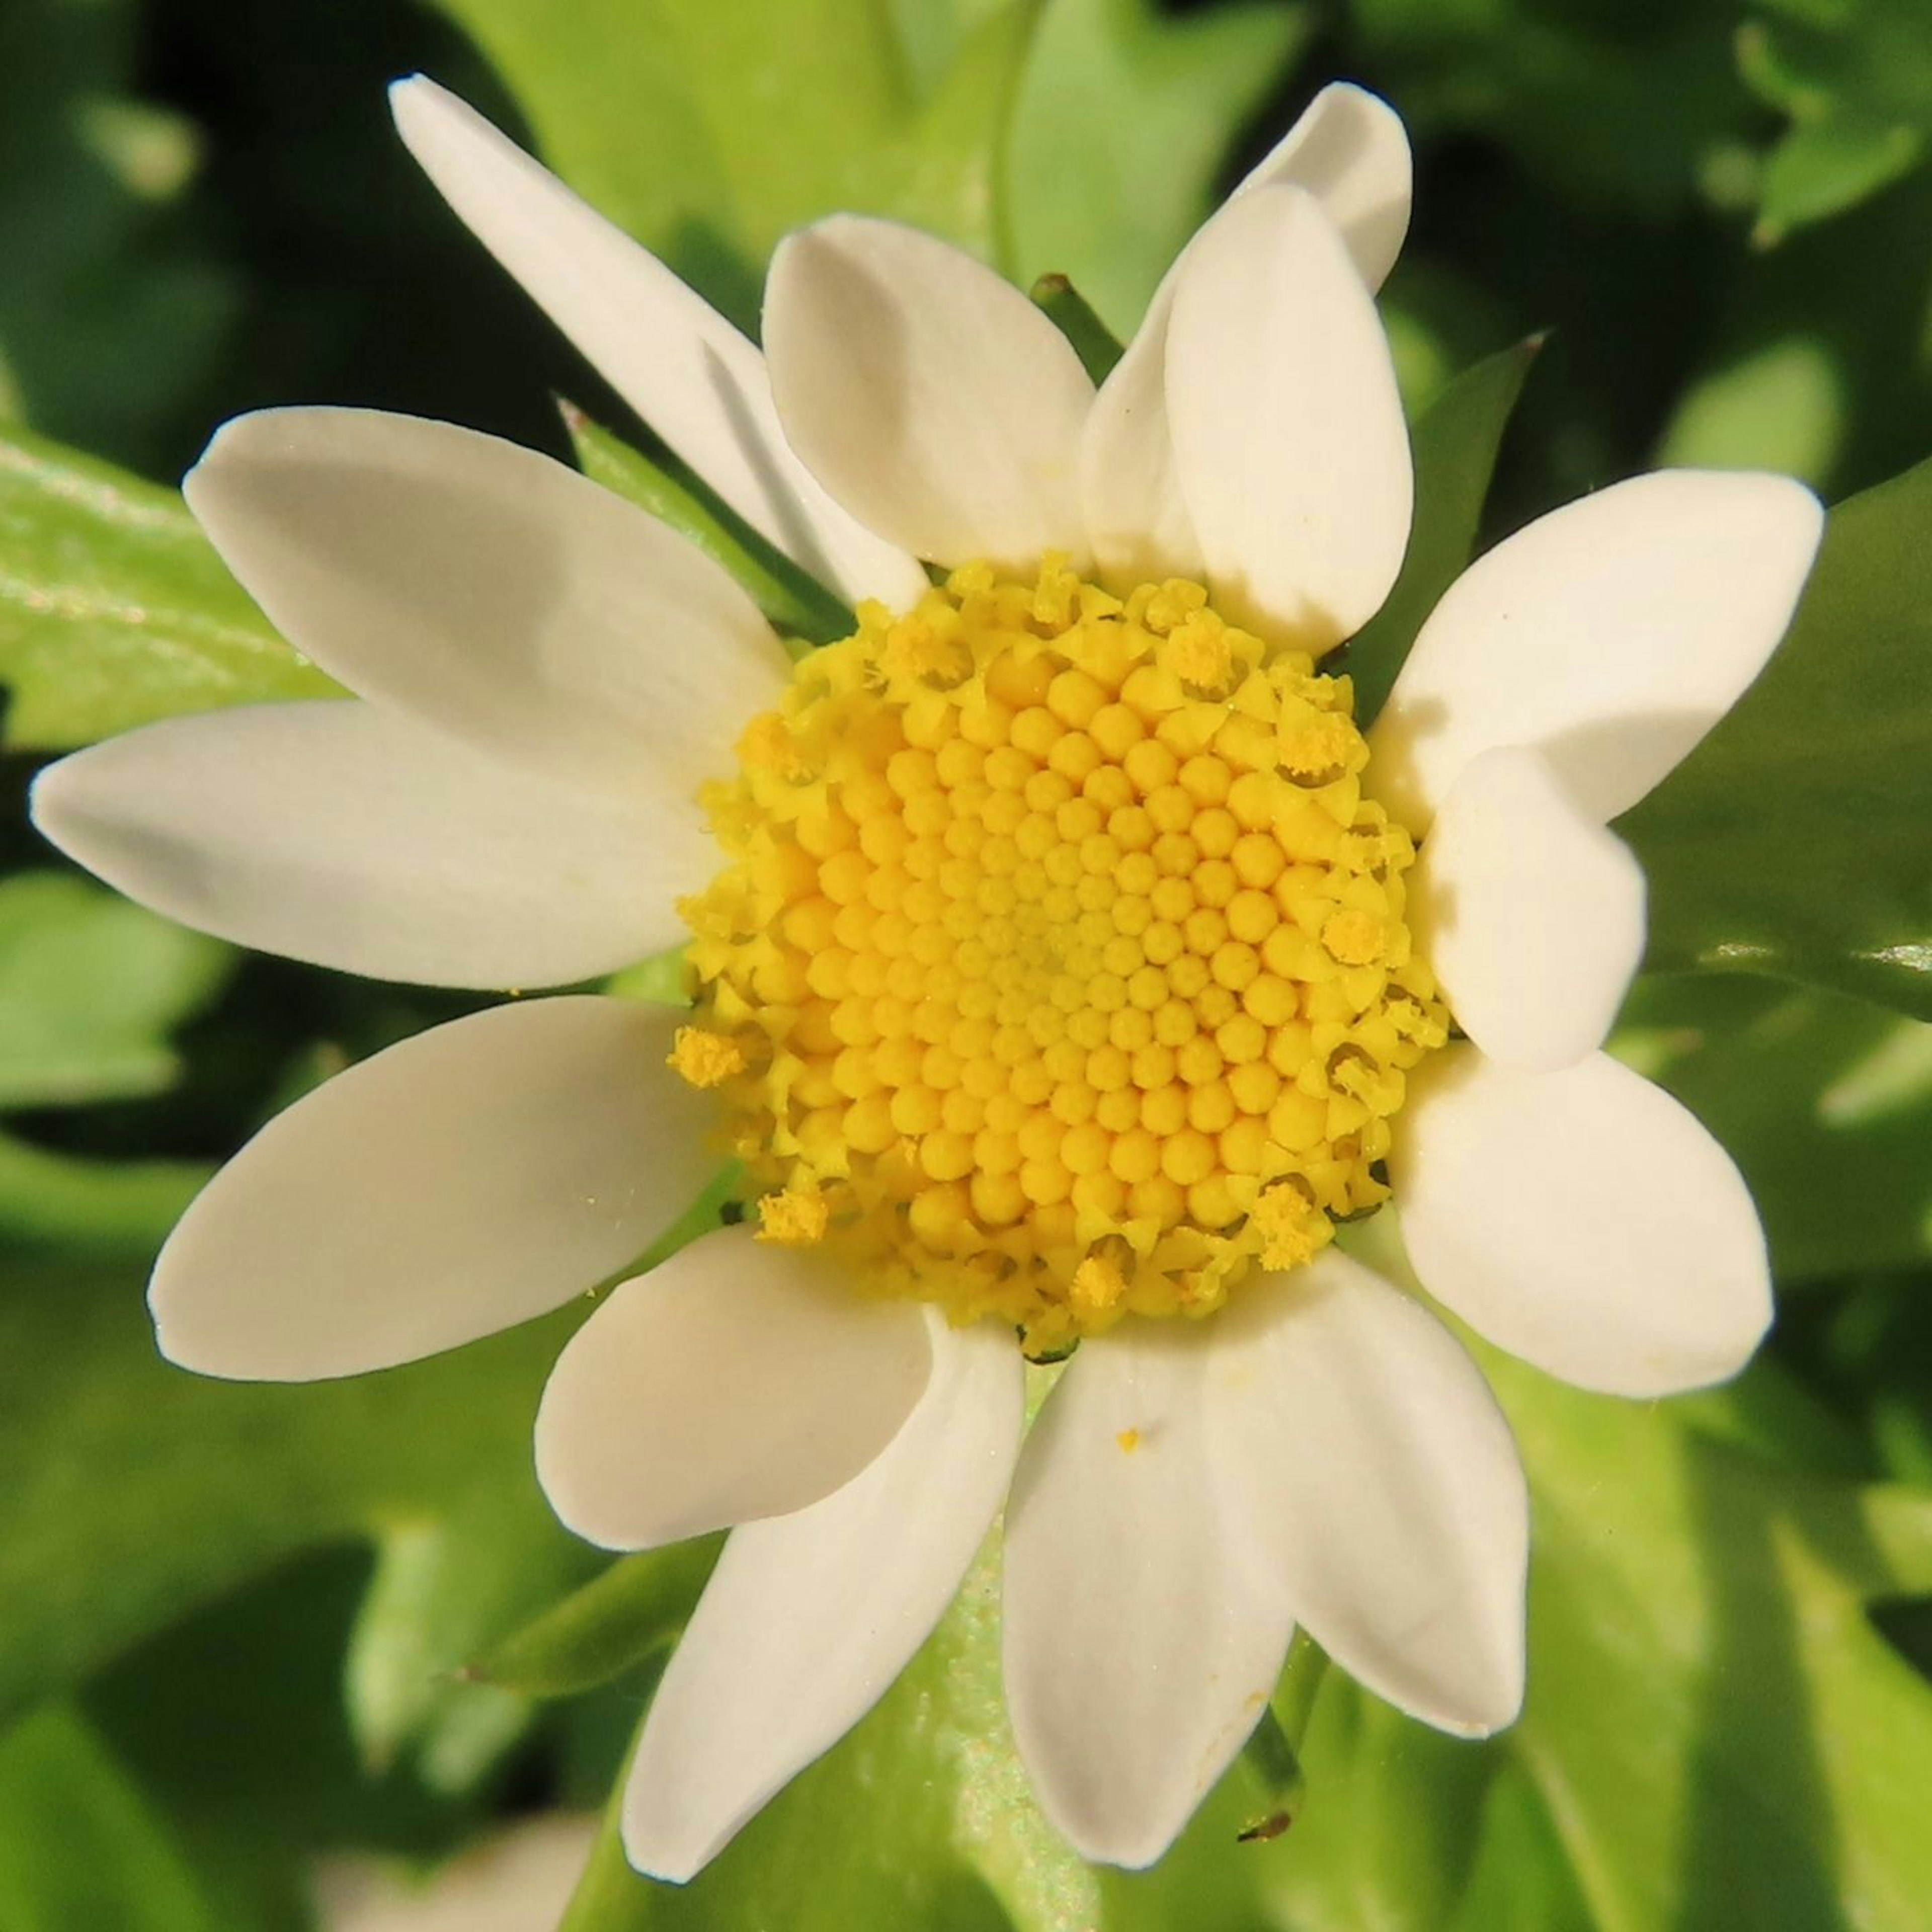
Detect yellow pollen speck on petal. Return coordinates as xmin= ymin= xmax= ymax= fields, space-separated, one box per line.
xmin=1117 ymin=1428 xmax=1143 ymax=1455
xmin=679 ymin=560 xmax=1448 ymax=1346
xmin=669 ymin=1026 xmax=745 ymax=1089
xmin=755 ymin=1188 xmax=830 ymax=1247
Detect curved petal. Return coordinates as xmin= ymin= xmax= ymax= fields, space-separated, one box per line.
xmin=1165 ymin=185 xmax=1412 ymax=649
xmin=623 ymin=1314 xmax=1023 ymax=1881
xmin=147 ymin=998 xmax=718 ymax=1380
xmin=30 ymin=701 xmax=700 ymax=989
xmin=389 ymin=77 xmax=923 ymax=609
xmin=1003 ymin=1326 xmax=1292 ymax=1868
xmin=1205 ymin=1254 xmax=1527 ymax=1735
xmin=1392 ymin=1048 xmax=1773 ymax=1398
xmin=1413 ymin=745 xmax=1647 ymax=1073
xmin=1371 ymin=469 xmax=1825 ymax=828
xmin=535 ymin=1230 xmax=932 ymax=1552
xmin=1081 ymin=83 xmax=1411 ymax=586
xmin=1232 ymin=82 xmax=1412 ymax=293
xmin=765 ymin=215 xmax=1094 ymax=570
xmin=186 ymin=407 xmax=787 ymax=804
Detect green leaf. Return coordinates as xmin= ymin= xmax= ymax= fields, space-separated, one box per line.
xmin=0 ymin=1132 xmax=209 ymax=1252
xmin=1620 ymin=451 xmax=1932 ymax=1018
xmin=1754 ymin=110 xmax=1924 ymax=245
xmin=1738 ymin=3 xmax=1932 ymax=243
xmin=0 ymin=1252 xmax=575 ymax=1723
xmin=474 ymin=1541 xmax=719 ymax=1699
xmin=1348 ymin=339 xmax=1541 ymax=728
xmin=426 ymin=0 xmax=1035 ymax=331
xmin=0 ymin=424 xmax=339 ymax=751
xmin=0 ymin=872 xmax=232 ymax=1109
xmin=345 ymin=1483 xmax=604 ymax=1790
xmin=1004 ymin=0 xmax=1311 ymax=337
xmin=0 ymin=1706 xmax=222 ymax=1932
xmin=1614 ymin=974 xmax=1932 ymax=1280
xmin=1491 ymin=1350 xmax=1932 ymax=1932
xmin=562 ymin=405 xmax=852 ymax=642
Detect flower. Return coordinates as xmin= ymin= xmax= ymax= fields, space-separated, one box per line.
xmin=30 ymin=77 xmax=1823 ymax=1880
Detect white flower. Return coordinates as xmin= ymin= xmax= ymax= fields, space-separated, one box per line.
xmin=312 ymin=1814 xmax=597 ymax=1932
xmin=30 ymin=78 xmax=1822 ymax=1880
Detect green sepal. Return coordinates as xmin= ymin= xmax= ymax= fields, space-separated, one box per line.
xmin=562 ymin=403 xmax=855 ymax=645
xmin=1621 ymin=448 xmax=1932 ymax=1019
xmin=0 ymin=424 xmax=339 ymax=751
xmin=1347 ymin=336 xmax=1542 ymax=728
xmin=471 ymin=1539 xmax=720 ymax=1700
xmin=1029 ymin=274 xmax=1126 ymax=385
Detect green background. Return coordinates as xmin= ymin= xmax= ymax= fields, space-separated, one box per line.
xmin=2 ymin=1 xmax=1930 ymax=1926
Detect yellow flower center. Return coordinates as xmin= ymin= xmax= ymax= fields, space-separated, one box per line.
xmin=675 ymin=559 xmax=1449 ymax=1354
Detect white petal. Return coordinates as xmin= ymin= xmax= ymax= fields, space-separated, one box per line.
xmin=1370 ymin=469 xmax=1825 ymax=827
xmin=1165 ymin=185 xmax=1412 ymax=649
xmin=534 ymin=1230 xmax=932 ymax=1552
xmin=765 ymin=215 xmax=1094 ymax=570
xmin=1205 ymin=1254 xmax=1527 ymax=1735
xmin=1003 ymin=1328 xmax=1292 ymax=1868
xmin=389 ymin=78 xmax=923 ymax=609
xmin=1392 ymin=1048 xmax=1773 ymax=1397
xmin=623 ymin=1313 xmax=1022 ymax=1880
xmin=186 ymin=407 xmax=787 ymax=805
xmin=30 ymin=701 xmax=698 ymax=989
xmin=1231 ymin=83 xmax=1412 ymax=293
xmin=1081 ymin=82 xmax=1411 ymax=586
xmin=1413 ymin=745 xmax=1647 ymax=1072
xmin=148 ymin=998 xmax=717 ymax=1381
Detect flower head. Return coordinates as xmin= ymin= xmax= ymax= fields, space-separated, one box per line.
xmin=30 ymin=77 xmax=1822 ymax=1879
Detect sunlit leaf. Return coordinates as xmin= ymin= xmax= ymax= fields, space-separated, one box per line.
xmin=1004 ymin=0 xmax=1311 ymax=336
xmin=1492 ymin=1349 xmax=1932 ymax=1932
xmin=426 ymin=0 xmax=1035 ymax=330
xmin=0 ymin=425 xmax=338 ymax=751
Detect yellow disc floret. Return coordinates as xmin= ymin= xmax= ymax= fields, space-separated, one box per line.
xmin=674 ymin=558 xmax=1449 ymax=1353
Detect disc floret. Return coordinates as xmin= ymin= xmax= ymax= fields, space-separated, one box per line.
xmin=675 ymin=559 xmax=1448 ymax=1352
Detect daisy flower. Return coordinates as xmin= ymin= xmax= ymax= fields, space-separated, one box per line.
xmin=30 ymin=79 xmax=1822 ymax=1879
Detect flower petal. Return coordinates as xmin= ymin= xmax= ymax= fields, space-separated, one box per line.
xmin=30 ymin=701 xmax=697 ymax=989
xmin=1413 ymin=745 xmax=1647 ymax=1073
xmin=1003 ymin=1326 xmax=1292 ymax=1868
xmin=1370 ymin=469 xmax=1825 ymax=828
xmin=1164 ymin=185 xmax=1412 ymax=648
xmin=622 ymin=1313 xmax=1023 ymax=1881
xmin=534 ymin=1229 xmax=932 ymax=1552
xmin=764 ymin=215 xmax=1094 ymax=569
xmin=185 ymin=407 xmax=787 ymax=805
xmin=1081 ymin=82 xmax=1411 ymax=586
xmin=389 ymin=77 xmax=923 ymax=609
xmin=1205 ymin=1253 xmax=1527 ymax=1735
xmin=147 ymin=997 xmax=716 ymax=1380
xmin=1392 ymin=1048 xmax=1773 ymax=1397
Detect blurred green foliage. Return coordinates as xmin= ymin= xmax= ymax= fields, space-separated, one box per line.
xmin=0 ymin=0 xmax=1929 ymax=1927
